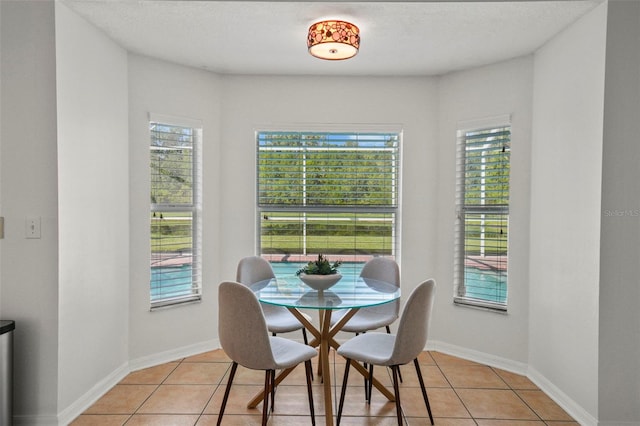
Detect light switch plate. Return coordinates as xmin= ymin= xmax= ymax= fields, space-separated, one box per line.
xmin=26 ymin=216 xmax=41 ymax=239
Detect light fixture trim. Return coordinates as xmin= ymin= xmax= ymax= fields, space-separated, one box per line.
xmin=307 ymin=20 xmax=360 ymax=61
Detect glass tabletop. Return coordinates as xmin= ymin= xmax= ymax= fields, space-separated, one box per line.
xmin=249 ymin=275 xmax=400 ymax=310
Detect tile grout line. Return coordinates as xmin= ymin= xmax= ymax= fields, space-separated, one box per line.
xmin=489 ymin=365 xmax=547 ymax=424
xmin=431 ymin=352 xmax=477 ymax=423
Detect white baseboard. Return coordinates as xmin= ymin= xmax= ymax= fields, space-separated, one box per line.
xmin=427 ymin=339 xmax=528 ymax=375
xmin=428 ymin=339 xmax=598 ymax=426
xmin=528 ymin=366 xmax=599 ymax=426
xmin=56 ymin=361 xmax=129 ymax=426
xmin=128 ymin=338 xmax=220 ymax=372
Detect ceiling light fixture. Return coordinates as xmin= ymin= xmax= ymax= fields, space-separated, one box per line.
xmin=307 ymin=20 xmax=360 ymax=60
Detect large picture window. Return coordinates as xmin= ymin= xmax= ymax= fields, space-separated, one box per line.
xmin=454 ymin=121 xmax=510 ymax=311
xmin=257 ymin=131 xmax=400 ymax=276
xmin=150 ymin=116 xmax=202 ymax=308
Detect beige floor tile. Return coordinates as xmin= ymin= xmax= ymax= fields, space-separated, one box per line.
xmin=164 ymin=362 xmax=230 ymax=384
xmin=84 ymin=384 xmax=157 ymax=414
xmin=69 ymin=414 xmax=130 ymax=425
xmin=197 ymin=414 xmax=320 ymax=425
xmin=74 ymin=349 xmax=578 ymax=426
xmin=517 ymin=389 xmax=575 ymax=421
xmin=417 ymin=351 xmax=436 ymax=365
xmin=439 ymin=365 xmax=509 ymax=389
xmin=339 ymin=416 xmax=407 ymax=425
xmin=125 ymin=414 xmax=200 ymax=425
xmin=184 ymin=349 xmax=231 ymax=363
xmin=420 ymin=387 xmax=471 ymax=419
xmin=210 ymin=384 xmax=324 ymax=415
xmin=408 ymin=419 xmax=477 ymax=426
xmin=456 ymin=388 xmax=539 ymax=420
xmin=137 ymin=384 xmax=215 ymax=414
xmin=339 ymin=363 xmax=394 ymax=388
xmin=220 ymin=364 xmax=271 ymax=385
xmin=258 ymin=384 xmax=318 ymax=416
xmin=119 ymin=362 xmax=180 ymax=385
xmin=336 ymin=385 xmax=400 ymax=418
xmin=277 ymin=359 xmax=320 ymax=384
xmin=493 ymin=368 xmax=539 ymax=390
xmin=204 ymin=384 xmax=278 ymax=416
xmin=431 ymin=352 xmax=483 ymax=367
xmin=407 ymin=364 xmax=450 ymax=388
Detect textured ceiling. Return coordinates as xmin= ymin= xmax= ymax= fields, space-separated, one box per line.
xmin=62 ymin=0 xmax=602 ymax=76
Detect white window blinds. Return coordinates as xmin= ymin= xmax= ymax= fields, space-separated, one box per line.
xmin=150 ymin=118 xmax=202 ymax=308
xmin=257 ymin=131 xmax=399 ymax=264
xmin=454 ymin=123 xmax=510 ymax=310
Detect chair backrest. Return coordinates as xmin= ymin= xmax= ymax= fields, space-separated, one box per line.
xmin=360 ymin=257 xmax=400 ymax=288
xmin=360 ymin=257 xmax=401 ymax=317
xmin=218 ymin=281 xmax=276 ymax=370
xmin=236 ymin=256 xmax=275 ymax=285
xmin=389 ymin=279 xmax=436 ymax=365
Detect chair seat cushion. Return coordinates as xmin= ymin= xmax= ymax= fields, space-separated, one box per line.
xmin=270 ymin=336 xmax=318 ymax=369
xmin=262 ymin=304 xmax=311 ymax=333
xmin=334 ymin=310 xmax=398 ymax=332
xmin=336 ymin=332 xmax=396 ymax=366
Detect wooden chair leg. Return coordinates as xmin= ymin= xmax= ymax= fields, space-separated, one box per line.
xmin=217 ymin=362 xmax=238 ymax=426
xmin=414 ymin=358 xmax=434 ymax=425
xmin=336 ymin=359 xmax=352 ymax=426
xmin=391 ymin=365 xmax=403 ymax=426
xmin=302 ymin=328 xmax=309 ymax=345
xmin=304 ymin=360 xmax=316 ymax=426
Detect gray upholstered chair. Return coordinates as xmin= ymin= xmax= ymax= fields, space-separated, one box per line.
xmin=336 ymin=279 xmax=436 ymax=426
xmin=330 ymin=257 xmax=401 ymax=334
xmin=236 ymin=256 xmax=309 ymax=344
xmin=217 ymin=281 xmax=317 ymax=426
xmin=329 ymin=257 xmax=402 ymax=392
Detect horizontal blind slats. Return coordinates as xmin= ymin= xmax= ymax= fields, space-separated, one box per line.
xmin=258 ymin=130 xmax=399 ymax=263
xmin=150 ymin=119 xmax=202 ymax=308
xmin=454 ymin=125 xmax=510 ymax=308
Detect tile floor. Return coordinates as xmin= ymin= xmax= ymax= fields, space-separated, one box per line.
xmin=71 ymin=349 xmax=579 ymax=425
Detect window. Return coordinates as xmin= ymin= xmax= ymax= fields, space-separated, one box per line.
xmin=257 ymin=131 xmax=400 ymax=275
xmin=150 ymin=116 xmax=202 ymax=308
xmin=454 ymin=120 xmax=510 ymax=311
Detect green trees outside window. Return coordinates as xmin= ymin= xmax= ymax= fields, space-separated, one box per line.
xmin=257 ymin=131 xmax=399 ymax=264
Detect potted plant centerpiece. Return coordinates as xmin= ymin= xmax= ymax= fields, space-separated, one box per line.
xmin=296 ymin=254 xmax=343 ymax=291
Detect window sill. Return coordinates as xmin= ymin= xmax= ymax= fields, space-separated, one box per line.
xmin=453 ymin=297 xmax=507 ymax=314
xmin=150 ymin=297 xmax=202 ymax=311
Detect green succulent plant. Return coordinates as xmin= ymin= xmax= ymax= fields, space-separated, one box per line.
xmin=296 ymin=254 xmax=342 ymax=276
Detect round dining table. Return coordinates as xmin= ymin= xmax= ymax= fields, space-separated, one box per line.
xmin=248 ymin=274 xmax=401 ymax=426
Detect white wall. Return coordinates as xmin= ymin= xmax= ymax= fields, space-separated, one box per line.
xmin=599 ymin=1 xmax=640 ymax=424
xmin=0 ymin=1 xmax=60 ymax=423
xmin=529 ymin=3 xmax=607 ymax=423
xmin=128 ymin=55 xmax=222 ymax=364
xmin=216 ymin=75 xmax=439 ymax=308
xmin=127 ymin=69 xmax=440 ymax=354
xmin=55 ymin=2 xmax=130 ymax=418
xmin=433 ymin=56 xmax=533 ymax=366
